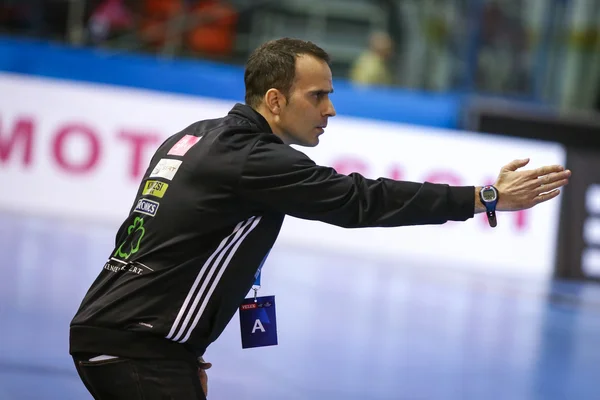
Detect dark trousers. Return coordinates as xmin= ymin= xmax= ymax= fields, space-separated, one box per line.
xmin=73 ymin=355 xmax=207 ymax=400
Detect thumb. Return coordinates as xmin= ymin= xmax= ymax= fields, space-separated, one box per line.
xmin=503 ymin=158 xmax=530 ymax=172
xmin=199 ymin=362 xmax=212 ymax=370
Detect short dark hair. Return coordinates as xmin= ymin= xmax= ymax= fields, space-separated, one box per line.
xmin=244 ymin=38 xmax=331 ymax=108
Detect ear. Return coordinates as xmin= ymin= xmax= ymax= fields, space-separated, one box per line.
xmin=264 ymin=89 xmax=286 ymax=115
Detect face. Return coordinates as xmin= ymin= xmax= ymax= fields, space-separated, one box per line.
xmin=271 ymin=55 xmax=336 ymax=147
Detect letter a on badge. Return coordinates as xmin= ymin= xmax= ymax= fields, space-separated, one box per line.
xmin=252 ymin=319 xmax=266 ymax=333
xmin=239 ymin=295 xmax=277 ymax=348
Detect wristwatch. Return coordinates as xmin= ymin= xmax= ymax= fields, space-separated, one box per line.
xmin=479 ymin=185 xmax=499 ymax=227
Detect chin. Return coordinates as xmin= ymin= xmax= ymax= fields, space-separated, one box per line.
xmin=303 ymin=138 xmax=319 ymax=147
xmin=292 ymin=137 xmax=319 ymax=147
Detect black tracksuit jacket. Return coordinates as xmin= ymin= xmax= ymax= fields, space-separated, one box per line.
xmin=69 ymin=103 xmax=475 ymax=361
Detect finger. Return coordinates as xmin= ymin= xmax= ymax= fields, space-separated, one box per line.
xmin=199 ymin=362 xmax=212 ymax=370
xmin=201 ymin=378 xmax=208 ymax=397
xmin=532 ymin=165 xmax=565 ymax=178
xmin=198 ymin=369 xmax=208 ymax=396
xmin=535 ymin=179 xmax=569 ymax=195
xmin=530 ymin=170 xmax=571 ymax=189
xmin=503 ymin=158 xmax=530 ymax=172
xmin=548 ymin=170 xmax=572 ymax=182
xmin=524 ymin=170 xmax=571 ymax=193
xmin=533 ymin=188 xmax=561 ymax=204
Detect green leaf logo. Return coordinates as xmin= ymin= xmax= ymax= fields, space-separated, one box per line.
xmin=114 ymin=217 xmax=146 ymax=259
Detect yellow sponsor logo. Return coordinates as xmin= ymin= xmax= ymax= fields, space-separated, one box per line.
xmin=142 ymin=180 xmax=169 ymax=198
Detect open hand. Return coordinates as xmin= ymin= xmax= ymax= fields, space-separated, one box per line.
xmin=493 ymin=158 xmax=571 ymax=211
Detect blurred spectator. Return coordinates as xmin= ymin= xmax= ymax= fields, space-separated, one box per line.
xmin=186 ymin=0 xmax=238 ymax=59
xmin=349 ymin=31 xmax=395 ymax=87
xmin=87 ymin=0 xmax=134 ymax=44
xmin=136 ymin=0 xmax=238 ymax=59
xmin=350 ymin=31 xmax=394 ymax=85
xmin=476 ymin=1 xmax=530 ymax=95
xmin=0 ymin=1 xmax=21 ymax=32
xmin=138 ymin=0 xmax=183 ymax=49
xmin=0 ymin=0 xmax=51 ymax=38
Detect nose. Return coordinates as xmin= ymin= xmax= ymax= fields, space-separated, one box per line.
xmin=324 ymin=99 xmax=336 ymax=117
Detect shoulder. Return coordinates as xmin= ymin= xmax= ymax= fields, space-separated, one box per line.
xmin=242 ymin=138 xmax=318 ymax=178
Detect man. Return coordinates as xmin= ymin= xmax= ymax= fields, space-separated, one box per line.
xmin=69 ymin=38 xmax=571 ymax=399
xmin=350 ymin=30 xmax=395 ymax=86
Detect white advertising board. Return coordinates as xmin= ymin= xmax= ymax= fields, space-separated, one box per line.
xmin=0 ymin=73 xmax=566 ymax=277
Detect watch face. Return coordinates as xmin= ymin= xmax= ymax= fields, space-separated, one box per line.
xmin=482 ymin=188 xmax=497 ymax=202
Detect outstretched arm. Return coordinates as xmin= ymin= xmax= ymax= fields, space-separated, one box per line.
xmin=239 ymin=142 xmax=571 ymax=227
xmin=239 ymin=140 xmax=476 ymax=228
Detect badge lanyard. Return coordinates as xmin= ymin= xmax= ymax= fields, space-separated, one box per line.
xmin=240 ymin=249 xmax=277 ymax=349
xmin=252 ymin=249 xmax=270 ymax=302
xmin=252 ymin=269 xmax=261 ymax=302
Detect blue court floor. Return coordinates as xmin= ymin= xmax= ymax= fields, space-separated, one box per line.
xmin=0 ymin=211 xmax=599 ymax=400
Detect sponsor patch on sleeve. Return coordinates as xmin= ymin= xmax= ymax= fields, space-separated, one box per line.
xmin=167 ymin=135 xmax=201 ymax=156
xmin=134 ymin=198 xmax=160 ymax=217
xmin=150 ymin=158 xmax=182 ymax=181
xmin=142 ymin=180 xmax=169 ymax=198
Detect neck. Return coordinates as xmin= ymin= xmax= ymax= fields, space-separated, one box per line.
xmin=254 ymin=104 xmax=291 ymax=144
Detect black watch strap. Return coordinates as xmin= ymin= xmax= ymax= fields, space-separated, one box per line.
xmin=486 ymin=209 xmax=497 ymax=228
xmin=479 ymin=186 xmax=499 ymax=228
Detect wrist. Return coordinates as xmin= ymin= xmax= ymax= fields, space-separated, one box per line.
xmin=474 ymin=186 xmax=486 ymax=214
xmin=478 ymin=185 xmax=500 ymax=228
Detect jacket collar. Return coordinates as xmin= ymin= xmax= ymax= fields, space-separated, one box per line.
xmin=228 ymin=103 xmax=273 ymax=134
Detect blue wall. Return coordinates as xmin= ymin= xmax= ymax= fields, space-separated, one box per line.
xmin=0 ymin=36 xmax=462 ymax=129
